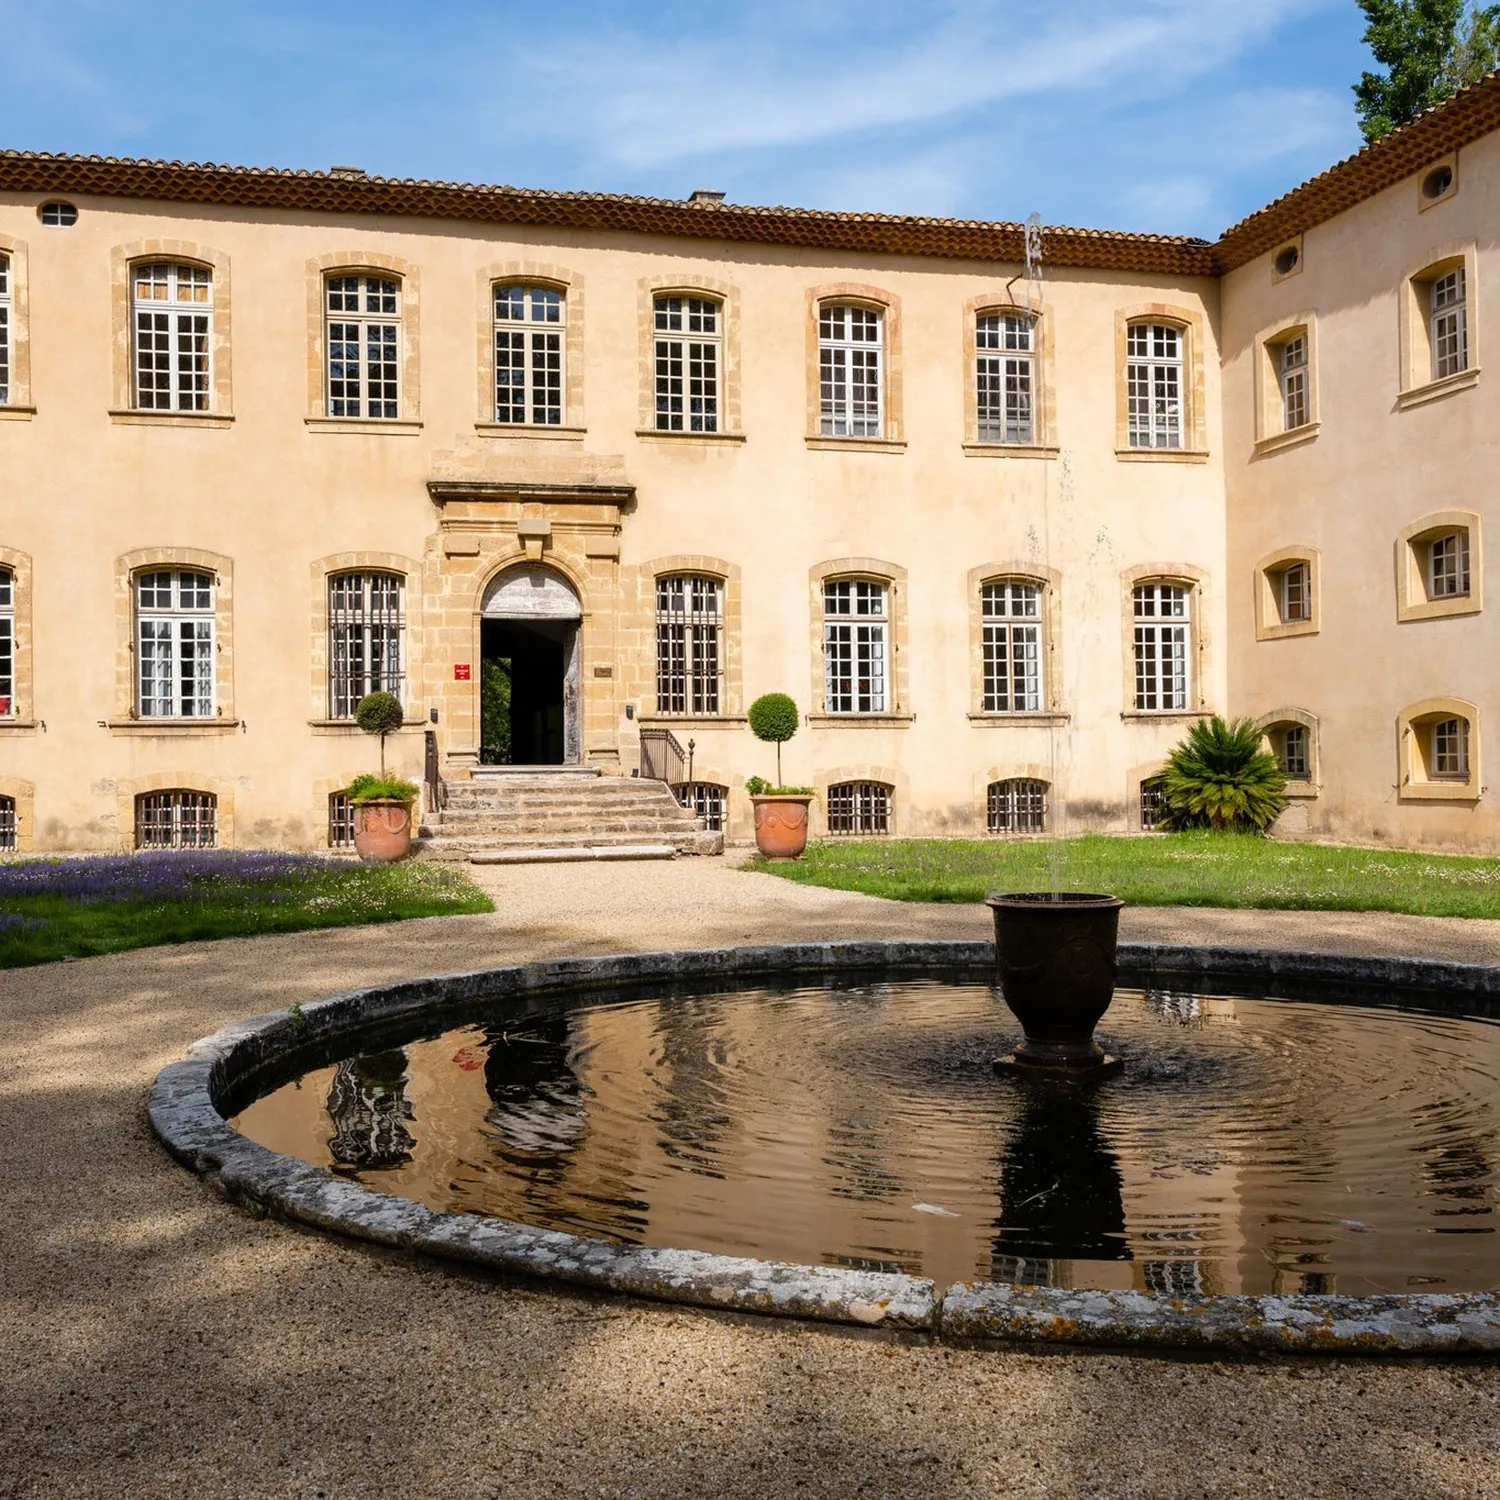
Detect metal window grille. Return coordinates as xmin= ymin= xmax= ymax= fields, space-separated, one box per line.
xmin=494 ymin=284 xmax=563 ymax=425
xmin=1431 ymin=269 xmax=1468 ymax=380
xmin=1280 ymin=725 xmax=1309 ymax=779
xmin=987 ymin=778 xmax=1047 ymax=834
xmin=0 ymin=794 xmax=14 ymax=851
xmin=1432 ymin=717 xmax=1469 ymax=778
xmin=132 ymin=263 xmax=211 ymax=411
xmin=135 ymin=790 xmax=217 ymax=849
xmin=675 ymin=781 xmax=725 ymax=832
xmin=1139 ymin=776 xmax=1167 ymax=831
xmin=0 ymin=566 xmax=12 ymax=717
xmin=329 ymin=791 xmax=356 ymax=848
xmin=135 ymin=569 xmax=214 ymax=718
xmin=976 ymin=312 xmax=1034 ymax=443
xmin=818 ymin=304 xmax=882 ymax=437
xmin=1126 ymin=322 xmax=1184 ymax=449
xmin=1279 ymin=562 xmax=1311 ymax=622
xmin=1428 ymin=532 xmax=1470 ymax=598
xmin=654 ymin=575 xmax=722 ymax=714
xmin=329 ymin=571 xmax=405 ymax=718
xmin=823 ymin=579 xmax=887 ymax=713
xmin=827 ymin=781 xmax=890 ymax=835
xmin=1132 ymin=583 xmax=1190 ymax=711
xmin=654 ymin=296 xmax=720 ymax=432
xmin=1280 ymin=335 xmax=1308 ymax=429
xmin=981 ymin=580 xmax=1042 ymax=711
xmin=326 ymin=275 xmax=400 ymax=418
xmin=0 ymin=252 xmax=9 ymax=404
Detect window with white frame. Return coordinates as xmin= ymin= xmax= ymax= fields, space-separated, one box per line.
xmin=1126 ymin=322 xmax=1184 ymax=449
xmin=1428 ymin=530 xmax=1470 ymax=599
xmin=0 ymin=252 xmax=10 ymax=405
xmin=675 ymin=781 xmax=726 ymax=832
xmin=1431 ymin=268 xmax=1468 ymax=381
xmin=494 ymin=284 xmax=562 ymax=425
xmin=1132 ymin=583 xmax=1190 ymax=711
xmin=819 ymin=304 xmax=882 ymax=437
xmin=1277 ymin=724 xmax=1310 ymax=780
xmin=976 ymin=311 xmax=1034 ymax=443
xmin=981 ymin=580 xmax=1042 ymax=712
xmin=328 ymin=572 xmax=405 ymax=719
xmin=824 ymin=579 xmax=887 ymax=713
xmin=988 ymin=778 xmax=1047 ymax=834
xmin=1431 ymin=716 xmax=1470 ymax=778
xmin=827 ymin=781 xmax=890 ymax=835
xmin=0 ymin=566 xmax=12 ymax=717
xmin=326 ymin=275 xmax=400 ymax=418
xmin=1280 ymin=335 xmax=1308 ymax=430
xmin=655 ymin=575 xmax=722 ymax=714
xmin=329 ymin=791 xmax=356 ymax=849
xmin=136 ymin=569 xmax=214 ymax=718
xmin=133 ymin=263 xmax=211 ymax=411
xmin=135 ymin=789 xmax=216 ymax=849
xmin=0 ymin=794 xmax=14 ymax=851
xmin=1278 ymin=561 xmax=1311 ymax=623
xmin=654 ymin=295 xmax=720 ymax=432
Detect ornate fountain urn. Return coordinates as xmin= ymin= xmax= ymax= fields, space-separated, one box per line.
xmin=986 ymin=893 xmax=1124 ymax=1078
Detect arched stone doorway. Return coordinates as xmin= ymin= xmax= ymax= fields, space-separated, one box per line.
xmin=479 ymin=564 xmax=582 ymax=765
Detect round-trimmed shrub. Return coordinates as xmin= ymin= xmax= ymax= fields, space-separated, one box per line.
xmin=748 ymin=693 xmax=799 ymax=788
xmin=355 ymin=691 xmax=405 ymax=776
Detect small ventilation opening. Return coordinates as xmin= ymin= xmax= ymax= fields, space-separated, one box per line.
xmin=39 ymin=201 xmax=78 ymax=227
xmin=329 ymin=165 xmax=368 ymax=180
xmin=1273 ymin=244 xmax=1300 ymax=276
xmin=1422 ymin=164 xmax=1454 ymax=200
xmin=689 ymin=189 xmax=726 ymax=204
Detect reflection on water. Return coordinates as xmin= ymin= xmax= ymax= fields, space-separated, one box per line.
xmin=230 ymin=979 xmax=1500 ymax=1294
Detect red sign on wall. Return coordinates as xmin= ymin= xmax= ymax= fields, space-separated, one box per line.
xmin=454 ymin=664 xmax=472 ymax=681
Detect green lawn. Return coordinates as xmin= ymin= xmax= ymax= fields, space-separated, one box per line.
xmin=746 ymin=832 xmax=1500 ymax=918
xmin=0 ymin=851 xmax=494 ymax=969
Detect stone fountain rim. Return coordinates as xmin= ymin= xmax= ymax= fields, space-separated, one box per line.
xmin=149 ymin=938 xmax=1500 ymax=1357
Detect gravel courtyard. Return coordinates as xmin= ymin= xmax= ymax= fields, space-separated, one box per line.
xmin=4 ymin=857 xmax=1500 ymax=1499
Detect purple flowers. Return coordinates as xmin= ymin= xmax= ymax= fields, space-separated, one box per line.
xmin=0 ymin=850 xmax=342 ymax=904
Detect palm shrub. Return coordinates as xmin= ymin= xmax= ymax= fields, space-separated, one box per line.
xmin=1159 ymin=716 xmax=1288 ymax=832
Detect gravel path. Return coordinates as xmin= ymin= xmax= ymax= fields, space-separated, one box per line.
xmin=4 ymin=858 xmax=1500 ymax=1499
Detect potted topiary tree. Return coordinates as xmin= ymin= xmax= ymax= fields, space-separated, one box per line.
xmin=350 ymin=691 xmax=419 ymax=862
xmin=746 ymin=692 xmax=814 ymax=858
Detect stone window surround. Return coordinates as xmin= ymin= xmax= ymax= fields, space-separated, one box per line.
xmin=1119 ymin=561 xmax=1212 ymax=719
xmin=114 ymin=771 xmax=236 ymax=851
xmin=0 ymin=232 xmax=33 ymax=416
xmin=640 ymin=554 xmax=744 ymax=720
xmin=962 ymin=294 xmax=1059 ymax=455
xmin=475 ymin=260 xmax=586 ymax=437
xmin=965 ymin=560 xmax=1066 ymax=722
xmin=816 ymin=765 xmax=903 ymax=837
xmin=974 ymin=762 xmax=1053 ymax=833
xmin=1417 ymin=150 xmax=1459 ymax=214
xmin=1253 ymin=545 xmax=1321 ymax=641
xmin=1251 ymin=311 xmax=1320 ymax=454
xmin=806 ymin=557 xmax=912 ymax=723
xmin=110 ymin=547 xmax=235 ymax=731
xmin=312 ymin=773 xmax=364 ymax=850
xmin=1254 ymin=705 xmax=1321 ymax=799
xmin=804 ymin=283 xmax=905 ymax=450
xmin=1397 ymin=242 xmax=1479 ymax=409
xmin=109 ymin=240 xmax=233 ymax=426
xmin=308 ymin=551 xmax=425 ymax=728
xmin=0 ymin=545 xmax=35 ymax=728
xmin=1127 ymin=759 xmax=1169 ymax=830
xmin=1114 ymin=302 xmax=1210 ymax=461
xmin=1398 ymin=696 xmax=1481 ymax=801
xmin=636 ymin=273 xmax=744 ymax=441
xmin=305 ymin=251 xmax=421 ymax=429
xmin=1396 ymin=509 xmax=1482 ymax=623
xmin=0 ymin=775 xmax=35 ymax=851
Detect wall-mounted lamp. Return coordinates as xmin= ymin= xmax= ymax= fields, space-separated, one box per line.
xmin=625 ymin=704 xmax=635 ymax=720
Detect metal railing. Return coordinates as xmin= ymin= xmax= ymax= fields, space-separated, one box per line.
xmin=638 ymin=727 xmax=686 ymax=785
xmin=424 ymin=730 xmax=444 ymax=813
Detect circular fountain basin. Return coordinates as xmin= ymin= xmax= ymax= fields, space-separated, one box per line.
xmin=151 ymin=941 xmax=1500 ymax=1354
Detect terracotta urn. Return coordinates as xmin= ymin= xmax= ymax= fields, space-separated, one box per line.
xmin=751 ymin=794 xmax=813 ymax=859
xmin=352 ymin=798 xmax=414 ymax=862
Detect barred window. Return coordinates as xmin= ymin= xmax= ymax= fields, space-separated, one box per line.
xmin=1279 ymin=724 xmax=1310 ymax=779
xmin=654 ymin=575 xmax=722 ymax=714
xmin=1431 ymin=268 xmax=1468 ymax=381
xmin=1428 ymin=532 xmax=1470 ymax=598
xmin=987 ymin=778 xmax=1047 ymax=834
xmin=133 ymin=262 xmax=211 ymax=412
xmin=976 ymin=311 xmax=1034 ymax=443
xmin=329 ymin=571 xmax=405 ymax=719
xmin=135 ymin=790 xmax=217 ymax=850
xmin=0 ymin=566 xmax=12 ymax=718
xmin=329 ymin=790 xmax=356 ymax=849
xmin=819 ymin=304 xmax=882 ymax=437
xmin=1140 ymin=776 xmax=1167 ymax=831
xmin=654 ymin=295 xmax=720 ymax=432
xmin=1126 ymin=322 xmax=1183 ymax=449
xmin=1432 ymin=717 xmax=1470 ymax=778
xmin=0 ymin=252 xmax=10 ymax=405
xmin=827 ymin=781 xmax=890 ymax=835
xmin=676 ymin=781 xmax=726 ymax=832
xmin=136 ymin=569 xmax=214 ymax=718
xmin=494 ymin=284 xmax=563 ymax=425
xmin=1132 ymin=583 xmax=1190 ymax=712
xmin=1279 ymin=562 xmax=1311 ymax=623
xmin=981 ymin=580 xmax=1042 ymax=712
xmin=1280 ymin=335 xmax=1308 ymax=430
xmin=824 ymin=579 xmax=887 ymax=713
xmin=0 ymin=794 xmax=14 ymax=851
xmin=326 ymin=275 xmax=400 ymax=419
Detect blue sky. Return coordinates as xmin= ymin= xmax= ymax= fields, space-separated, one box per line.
xmin=0 ymin=0 xmax=1372 ymax=239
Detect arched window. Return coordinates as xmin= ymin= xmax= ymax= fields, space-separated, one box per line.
xmin=675 ymin=781 xmax=726 ymax=832
xmin=823 ymin=578 xmax=887 ymax=713
xmin=655 ymin=575 xmax=722 ymax=714
xmin=493 ymin=283 xmax=563 ymax=425
xmin=136 ymin=569 xmax=214 ymax=718
xmin=329 ymin=790 xmax=356 ymax=849
xmin=326 ymin=274 xmax=400 ymax=418
xmin=0 ymin=252 xmax=10 ymax=406
xmin=1399 ymin=700 xmax=1480 ymax=799
xmin=0 ymin=795 xmax=15 ymax=852
xmin=1140 ymin=775 xmax=1167 ymax=831
xmin=136 ymin=790 xmax=217 ymax=849
xmin=827 ymin=781 xmax=891 ymax=835
xmin=0 ymin=566 xmax=12 ymax=718
xmin=328 ymin=571 xmax=405 ymax=719
xmin=988 ymin=778 xmax=1047 ymax=834
xmin=976 ymin=310 xmax=1035 ymax=444
xmin=1132 ymin=582 xmax=1191 ymax=711
xmin=654 ymin=295 xmax=720 ymax=432
xmin=1125 ymin=321 xmax=1184 ymax=449
xmin=981 ymin=580 xmax=1042 ymax=712
xmin=132 ymin=262 xmax=212 ymax=411
xmin=818 ymin=304 xmax=882 ymax=437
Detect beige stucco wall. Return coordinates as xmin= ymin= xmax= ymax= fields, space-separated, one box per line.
xmin=0 ymin=191 xmax=1226 ymax=850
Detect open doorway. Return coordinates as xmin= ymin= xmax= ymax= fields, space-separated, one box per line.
xmin=480 ymin=618 xmax=569 ymax=765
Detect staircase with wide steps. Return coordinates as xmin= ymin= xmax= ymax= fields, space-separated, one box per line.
xmin=416 ymin=768 xmax=722 ymax=863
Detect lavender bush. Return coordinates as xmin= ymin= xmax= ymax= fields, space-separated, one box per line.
xmin=0 ymin=851 xmax=339 ymax=904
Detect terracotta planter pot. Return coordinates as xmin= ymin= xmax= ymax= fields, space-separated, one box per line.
xmin=352 ymin=798 xmax=414 ymax=862
xmin=751 ymin=794 xmax=813 ymax=859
